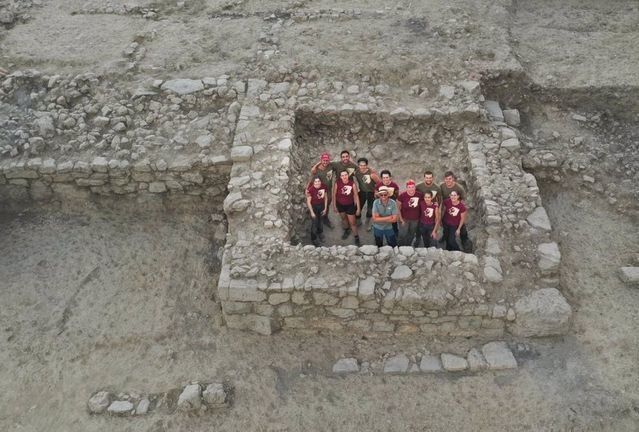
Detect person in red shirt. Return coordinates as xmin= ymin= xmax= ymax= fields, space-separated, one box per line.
xmin=333 ymin=169 xmax=362 ymax=246
xmin=375 ymin=169 xmax=400 ymax=236
xmin=418 ymin=190 xmax=441 ymax=248
xmin=397 ymin=180 xmax=423 ymax=246
xmin=441 ymin=191 xmax=467 ymax=251
xmin=306 ymin=176 xmax=328 ymax=246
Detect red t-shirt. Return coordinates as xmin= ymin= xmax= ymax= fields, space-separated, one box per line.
xmin=335 ymin=179 xmax=356 ymax=205
xmin=419 ymin=201 xmax=439 ymax=225
xmin=442 ymin=198 xmax=466 ymax=227
xmin=306 ymin=182 xmax=328 ymax=206
xmin=397 ymin=191 xmax=423 ymax=220
xmin=375 ymin=181 xmax=400 ymax=199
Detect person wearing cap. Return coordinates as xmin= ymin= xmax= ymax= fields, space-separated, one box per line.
xmin=375 ymin=170 xmax=400 ymax=236
xmin=306 ymin=176 xmax=328 ymax=246
xmin=333 ymin=169 xmax=362 ymax=246
xmin=310 ymin=152 xmax=336 ymax=228
xmin=419 ymin=190 xmax=441 ymax=248
xmin=397 ymin=180 xmax=423 ymax=246
xmin=441 ymin=190 xmax=467 ymax=251
xmin=354 ymin=157 xmax=380 ymax=231
xmin=371 ymin=185 xmax=398 ymax=247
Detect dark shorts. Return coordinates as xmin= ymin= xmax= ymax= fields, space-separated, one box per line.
xmin=336 ymin=202 xmax=357 ymax=215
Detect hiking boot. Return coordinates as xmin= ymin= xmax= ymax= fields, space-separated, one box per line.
xmin=341 ymin=228 xmax=351 ymax=240
xmin=354 ymin=236 xmax=361 ymax=247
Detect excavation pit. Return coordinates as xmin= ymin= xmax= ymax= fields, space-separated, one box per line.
xmin=289 ymin=108 xmax=478 ymax=247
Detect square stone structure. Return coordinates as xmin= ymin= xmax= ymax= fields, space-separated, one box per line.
xmin=218 ymin=80 xmax=571 ymax=337
xmin=0 ymin=71 xmax=571 ymax=338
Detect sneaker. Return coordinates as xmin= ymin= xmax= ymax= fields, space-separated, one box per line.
xmin=323 ymin=217 xmax=334 ymax=229
xmin=354 ymin=236 xmax=361 ymax=246
xmin=341 ymin=228 xmax=351 ymax=240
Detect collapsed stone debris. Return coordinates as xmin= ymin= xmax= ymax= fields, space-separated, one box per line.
xmin=87 ymin=381 xmax=230 ymax=417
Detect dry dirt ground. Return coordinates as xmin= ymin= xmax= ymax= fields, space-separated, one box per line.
xmin=1 ymin=0 xmax=639 ymax=431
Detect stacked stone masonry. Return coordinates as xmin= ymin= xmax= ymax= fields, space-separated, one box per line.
xmin=0 ymin=71 xmax=572 ymax=338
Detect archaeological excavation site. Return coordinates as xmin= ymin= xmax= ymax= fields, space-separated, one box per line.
xmin=1 ymin=1 xmax=638 ymax=431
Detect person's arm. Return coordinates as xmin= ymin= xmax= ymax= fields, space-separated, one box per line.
xmin=306 ymin=194 xmax=315 ymax=216
xmin=397 ymin=199 xmax=405 ymax=224
xmin=332 ymin=182 xmax=338 ymax=212
xmin=353 ymin=182 xmax=361 ymax=215
xmin=456 ymin=210 xmax=467 ymax=236
xmin=433 ymin=205 xmax=441 ymax=239
xmin=370 ymin=169 xmax=381 ymax=184
xmin=389 ymin=202 xmax=398 ymax=223
xmin=310 ymin=161 xmax=321 ymax=175
xmin=322 ymin=190 xmax=328 ymax=216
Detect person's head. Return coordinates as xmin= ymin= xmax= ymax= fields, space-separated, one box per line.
xmin=449 ymin=190 xmax=460 ymax=203
xmin=357 ymin=157 xmax=369 ymax=172
xmin=380 ymin=169 xmax=392 ymax=185
xmin=378 ymin=186 xmax=391 ymax=201
xmin=340 ymin=150 xmax=351 ymax=164
xmin=406 ymin=180 xmax=416 ymax=195
xmin=320 ymin=152 xmax=331 ymax=168
xmin=423 ymin=170 xmax=434 ymax=185
xmin=312 ymin=176 xmax=322 ymax=189
xmin=423 ymin=190 xmax=433 ymax=204
xmin=444 ymin=170 xmax=456 ymax=188
xmin=339 ymin=170 xmax=349 ymax=183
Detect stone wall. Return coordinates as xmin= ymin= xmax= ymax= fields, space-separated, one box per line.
xmin=0 ymin=155 xmax=231 ymax=209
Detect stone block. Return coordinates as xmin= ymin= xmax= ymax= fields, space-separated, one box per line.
xmin=508 ymin=288 xmax=571 ymax=337
xmin=312 ymin=292 xmax=339 ymax=306
xmin=327 ymin=307 xmax=356 ymax=318
xmin=333 ymin=358 xmax=359 ymax=374
xmin=268 ymin=293 xmax=290 ymax=305
xmin=203 ymin=383 xmax=227 ymax=406
xmin=383 ymin=354 xmax=410 ymax=374
xmin=618 ymin=267 xmax=639 ymax=285
xmin=484 ymin=101 xmax=504 ymax=122
xmin=231 ymin=146 xmax=254 ymax=162
xmin=420 ymin=355 xmax=443 ymax=373
xmin=228 ymin=279 xmax=266 ymax=302
xmin=441 ymin=353 xmax=468 ymax=371
xmin=87 ymin=391 xmax=112 ymax=414
xmin=503 ymin=109 xmax=521 ymax=127
xmin=538 ymin=242 xmax=561 ymax=274
xmin=225 ymin=314 xmax=279 ymax=335
xmin=177 ymin=384 xmax=202 ymax=411
xmin=467 ymin=348 xmax=487 ymax=371
xmin=358 ymin=276 xmax=376 ymax=300
xmin=527 ymin=207 xmax=552 ymax=232
xmin=482 ymin=341 xmax=517 ymax=370
xmin=107 ymin=400 xmax=134 ymax=416
xmin=162 ymin=79 xmax=204 ymax=95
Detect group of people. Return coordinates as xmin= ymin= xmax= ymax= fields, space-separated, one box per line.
xmin=304 ymin=150 xmax=472 ymax=252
